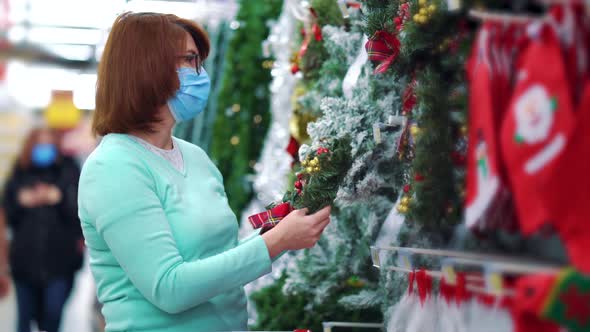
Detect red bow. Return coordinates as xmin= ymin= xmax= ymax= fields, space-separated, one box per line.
xmin=310 ymin=8 xmax=323 ymax=41
xmin=365 ymin=30 xmax=401 ymax=74
xmin=248 ymin=202 xmax=294 ymax=229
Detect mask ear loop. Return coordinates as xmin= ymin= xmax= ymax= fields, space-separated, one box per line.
xmin=174 ymin=22 xmax=204 ymax=75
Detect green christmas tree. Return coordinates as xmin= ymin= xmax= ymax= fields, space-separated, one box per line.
xmin=210 ymin=0 xmax=283 ymax=217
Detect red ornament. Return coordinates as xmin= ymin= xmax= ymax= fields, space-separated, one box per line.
xmin=403 ymin=184 xmax=411 ymax=193
xmin=415 ymin=173 xmax=425 ymax=182
xmin=310 ymin=8 xmax=322 ymax=41
xmin=317 ymin=147 xmax=330 ymax=155
xmin=312 ymin=23 xmax=322 ymax=41
xmin=402 ymin=79 xmax=417 ymax=114
xmin=291 ymin=63 xmax=300 ymax=74
xmin=297 ymin=173 xmax=304 ymax=180
xmin=559 ymin=285 xmax=590 ymax=325
xmin=287 ymin=136 xmax=300 ymax=157
xmin=451 ymin=151 xmax=466 ymax=166
xmin=347 ymin=1 xmax=361 ymax=9
xmin=396 ymin=2 xmax=411 ymax=31
xmin=295 ymin=180 xmax=303 ymax=190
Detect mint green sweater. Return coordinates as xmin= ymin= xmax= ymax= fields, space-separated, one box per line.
xmin=78 ymin=134 xmax=272 ymax=332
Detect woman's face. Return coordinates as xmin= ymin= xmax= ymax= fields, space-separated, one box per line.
xmin=178 ymin=31 xmax=200 ymax=70
xmin=36 ymin=128 xmax=56 ymax=145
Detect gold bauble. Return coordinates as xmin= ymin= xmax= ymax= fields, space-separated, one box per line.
xmin=419 ymin=8 xmax=428 ymax=15
xmin=413 ymin=14 xmax=421 ymax=22
xmin=419 ymin=0 xmax=427 ymax=5
xmin=231 ymin=104 xmax=241 ymax=113
xmin=410 ymin=124 xmax=421 ymax=137
xmin=301 ymin=160 xmax=308 ymax=167
xmin=428 ymin=4 xmax=437 ymax=13
xmin=401 ymin=196 xmax=410 ymax=205
xmin=230 ymin=136 xmax=240 ymax=145
xmin=306 ymin=167 xmax=314 ymax=173
xmin=397 ymin=205 xmax=409 ymax=213
xmin=419 ymin=15 xmax=428 ymax=24
xmin=289 ymin=111 xmax=317 ymax=144
xmin=314 ymin=167 xmax=321 ymax=172
xmin=460 ymin=125 xmax=468 ymax=136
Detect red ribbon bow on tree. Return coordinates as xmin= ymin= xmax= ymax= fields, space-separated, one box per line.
xmin=248 ymin=202 xmax=294 ymax=229
xmin=292 ymin=8 xmax=323 ymax=74
xmin=365 ymin=30 xmax=401 ymax=74
xmin=310 ymin=8 xmax=322 ymax=42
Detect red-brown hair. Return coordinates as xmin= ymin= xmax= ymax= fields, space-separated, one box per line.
xmin=93 ymin=12 xmax=210 ymax=136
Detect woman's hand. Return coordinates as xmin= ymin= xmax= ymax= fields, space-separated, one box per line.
xmin=261 ymin=205 xmax=332 ymax=259
xmin=36 ymin=183 xmax=62 ymax=206
xmin=17 ymin=187 xmax=42 ymax=208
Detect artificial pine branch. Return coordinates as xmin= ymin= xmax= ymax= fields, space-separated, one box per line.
xmin=281 ymin=137 xmax=353 ymax=213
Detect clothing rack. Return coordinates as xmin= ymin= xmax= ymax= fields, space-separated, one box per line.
xmin=371 ymin=245 xmax=565 ymax=297
xmin=371 ymin=245 xmax=563 ymax=274
xmin=468 ymin=9 xmax=544 ymax=23
xmin=469 ymin=0 xmax=589 ymax=22
xmin=383 ymin=264 xmax=517 ymax=297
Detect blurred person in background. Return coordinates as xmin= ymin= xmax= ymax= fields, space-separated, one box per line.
xmin=0 ymin=207 xmax=9 ymax=299
xmin=78 ymin=12 xmax=331 ymax=332
xmin=1 ymin=126 xmax=84 ymax=332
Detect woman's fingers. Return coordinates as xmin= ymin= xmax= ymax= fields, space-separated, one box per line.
xmin=312 ymin=217 xmax=331 ymax=236
xmin=306 ymin=205 xmax=331 ymax=222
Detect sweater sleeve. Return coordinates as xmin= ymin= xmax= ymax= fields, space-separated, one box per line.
xmin=239 ymin=229 xmax=286 ymax=262
xmin=79 ymin=155 xmax=272 ymax=314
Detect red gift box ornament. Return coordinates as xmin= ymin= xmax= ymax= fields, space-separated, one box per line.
xmin=248 ymin=202 xmax=294 ymax=229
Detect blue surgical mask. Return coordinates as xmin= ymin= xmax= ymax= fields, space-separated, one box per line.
xmin=31 ymin=143 xmax=58 ymax=168
xmin=168 ymin=67 xmax=211 ymax=122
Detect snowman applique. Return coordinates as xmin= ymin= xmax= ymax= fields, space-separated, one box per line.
xmin=465 ymin=133 xmax=500 ymax=229
xmin=513 ymin=84 xmax=566 ymax=175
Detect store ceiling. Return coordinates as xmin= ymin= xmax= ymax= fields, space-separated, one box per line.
xmin=0 ymin=0 xmax=237 ymax=109
xmin=0 ymin=0 xmax=237 ymax=67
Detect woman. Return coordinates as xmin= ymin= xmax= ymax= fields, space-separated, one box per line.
xmin=78 ymin=12 xmax=331 ymax=332
xmin=2 ymin=126 xmax=84 ymax=332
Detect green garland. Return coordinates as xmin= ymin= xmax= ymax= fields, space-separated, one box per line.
xmin=281 ymin=137 xmax=352 ymax=213
xmin=209 ymin=0 xmax=283 ymax=218
xmin=363 ymin=0 xmax=471 ymax=240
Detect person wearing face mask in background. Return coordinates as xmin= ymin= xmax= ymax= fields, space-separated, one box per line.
xmin=78 ymin=12 xmax=332 ymax=332
xmin=0 ymin=126 xmax=84 ymax=332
